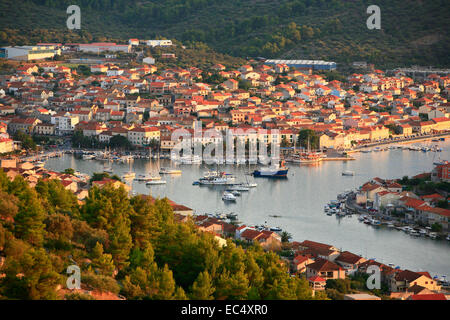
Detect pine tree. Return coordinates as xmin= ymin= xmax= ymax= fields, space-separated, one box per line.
xmin=82 ymin=185 xmax=132 ymax=271
xmin=1 ymin=247 xmax=61 ymax=299
xmin=91 ymin=242 xmax=115 ymax=276
xmin=129 ymin=244 xmax=155 ymax=271
xmin=190 ymin=271 xmax=214 ymax=300
xmin=0 ymin=168 xmax=9 ymax=191
xmin=109 ymin=215 xmax=132 ymax=271
xmin=215 ymin=268 xmax=249 ymax=300
xmin=0 ymin=190 xmax=19 ymax=221
xmin=245 ymin=252 xmax=264 ymax=289
xmin=174 ymin=286 xmax=188 ymax=300
xmin=154 ymin=264 xmax=176 ymax=300
xmin=14 ymin=188 xmax=46 ymax=247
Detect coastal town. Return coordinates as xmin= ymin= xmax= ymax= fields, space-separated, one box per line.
xmin=1 ymin=41 xmax=450 ymax=157
xmin=1 ymin=155 xmax=449 ymax=300
xmin=0 ymin=39 xmax=450 ymax=301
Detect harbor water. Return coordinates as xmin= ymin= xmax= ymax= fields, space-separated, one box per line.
xmin=45 ymin=141 xmax=450 ymax=277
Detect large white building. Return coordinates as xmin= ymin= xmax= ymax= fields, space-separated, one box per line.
xmin=142 ymin=40 xmax=173 ymax=47
xmin=127 ymin=127 xmax=160 ymax=146
xmin=143 ymin=57 xmax=156 ymax=65
xmin=51 ymin=113 xmax=79 ymax=136
xmin=0 ymin=46 xmax=59 ymax=61
xmin=78 ymin=43 xmax=131 ymax=53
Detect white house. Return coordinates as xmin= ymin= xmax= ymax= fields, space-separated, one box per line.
xmin=143 ymin=57 xmax=156 ymax=65
xmin=107 ymin=69 xmax=124 ymax=77
xmin=51 ymin=113 xmax=79 ymax=136
xmin=144 ymin=40 xmax=172 ymax=47
xmin=129 ymin=39 xmax=140 ymax=46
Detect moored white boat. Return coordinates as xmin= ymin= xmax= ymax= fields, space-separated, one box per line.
xmin=122 ymin=172 xmax=136 ymax=180
xmin=429 ymin=232 xmax=438 ymax=239
xmin=146 ymin=180 xmax=167 ymax=185
xmin=82 ymin=154 xmax=95 ymax=160
xmin=241 ymin=182 xmax=257 ymax=188
xmin=228 ymin=185 xmax=250 ymax=192
xmin=199 ymin=171 xmax=236 ymax=185
xmin=135 ymin=174 xmax=161 ymax=182
xmin=159 ymin=167 xmax=182 ymax=175
xmin=35 ymin=161 xmax=46 ymax=167
xmin=410 ymin=230 xmax=421 ymax=237
xmin=222 ymin=192 xmax=237 ymax=202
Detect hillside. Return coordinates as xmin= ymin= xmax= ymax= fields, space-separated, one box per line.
xmin=0 ymin=0 xmax=449 ymax=68
xmin=0 ymin=171 xmax=325 ymax=300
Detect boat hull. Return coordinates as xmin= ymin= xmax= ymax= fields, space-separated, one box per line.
xmin=253 ymin=169 xmax=288 ymax=178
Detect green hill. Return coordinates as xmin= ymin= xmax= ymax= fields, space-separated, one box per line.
xmin=0 ymin=0 xmax=449 ymax=68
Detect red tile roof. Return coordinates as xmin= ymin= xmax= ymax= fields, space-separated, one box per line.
xmin=307 ymin=258 xmax=343 ymax=272
xmin=308 ymin=276 xmax=326 ymax=282
xmin=410 ymin=294 xmax=447 ymax=300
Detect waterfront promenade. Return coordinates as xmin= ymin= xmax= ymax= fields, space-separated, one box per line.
xmin=349 ymin=132 xmax=450 ymax=153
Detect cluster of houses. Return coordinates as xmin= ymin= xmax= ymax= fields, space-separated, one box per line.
xmin=0 ymin=157 xmax=93 ymax=201
xmin=182 ymin=214 xmax=448 ymax=299
xmin=1 ymin=53 xmax=450 ymax=155
xmin=287 ymin=240 xmax=447 ymax=299
xmin=356 ymin=172 xmax=450 ymax=231
xmin=187 ymin=212 xmax=449 ymax=300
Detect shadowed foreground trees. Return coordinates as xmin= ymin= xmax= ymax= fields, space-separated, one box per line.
xmin=0 ymin=169 xmax=325 ymax=300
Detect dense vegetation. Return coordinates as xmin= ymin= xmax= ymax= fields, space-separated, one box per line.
xmin=399 ymin=175 xmax=450 ymax=194
xmin=0 ymin=0 xmax=449 ymax=68
xmin=0 ymin=169 xmax=326 ymax=300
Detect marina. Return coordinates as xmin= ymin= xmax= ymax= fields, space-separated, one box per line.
xmin=43 ymin=139 xmax=450 ymax=277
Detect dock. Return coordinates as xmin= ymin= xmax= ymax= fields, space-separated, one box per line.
xmin=323 ymin=157 xmax=355 ymax=161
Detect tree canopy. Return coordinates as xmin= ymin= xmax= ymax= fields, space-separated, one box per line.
xmin=0 ymin=168 xmax=323 ymax=300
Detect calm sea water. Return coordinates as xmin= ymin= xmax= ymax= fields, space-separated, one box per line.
xmin=45 ymin=140 xmax=450 ymax=277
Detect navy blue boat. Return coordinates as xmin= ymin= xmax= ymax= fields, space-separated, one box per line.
xmin=253 ymin=162 xmax=288 ymax=178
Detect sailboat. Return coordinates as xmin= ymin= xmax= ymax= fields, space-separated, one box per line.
xmin=103 ymin=147 xmax=113 ymax=173
xmin=432 ymin=153 xmax=448 ymax=166
xmin=241 ymin=159 xmax=258 ymax=187
xmin=146 ymin=159 xmax=166 ymax=185
xmin=122 ymin=158 xmax=135 ymax=180
xmin=198 ymin=157 xmax=236 ymax=185
xmin=297 ymin=137 xmax=323 ymax=164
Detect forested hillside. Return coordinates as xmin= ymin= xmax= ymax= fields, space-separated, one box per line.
xmin=0 ymin=0 xmax=449 ymax=68
xmin=0 ymin=169 xmax=323 ymax=300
